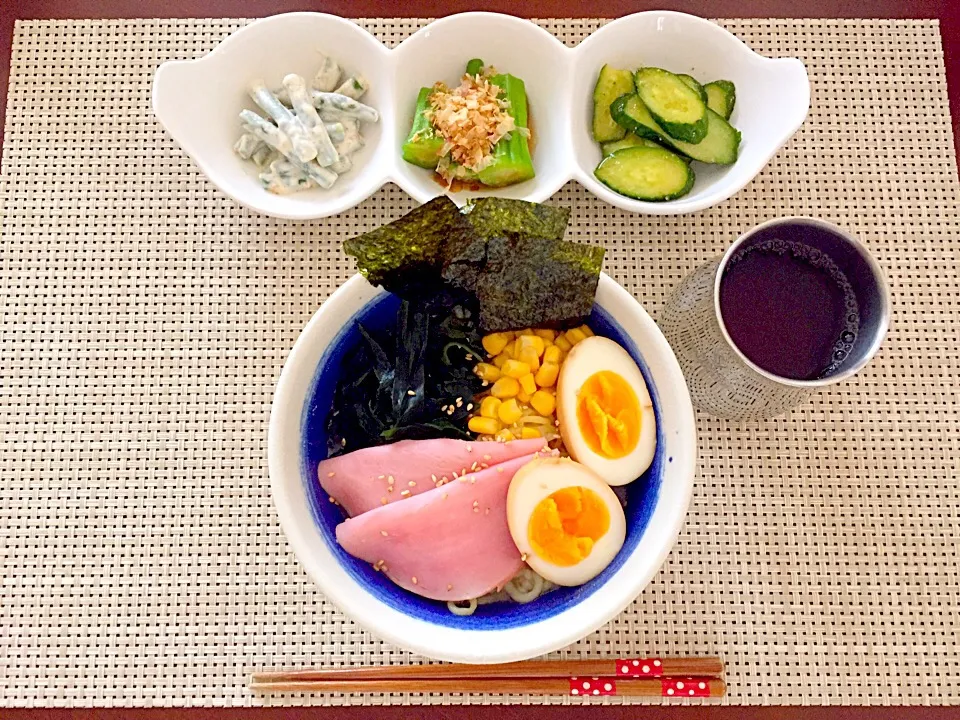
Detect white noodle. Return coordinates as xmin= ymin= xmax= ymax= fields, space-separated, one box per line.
xmin=447 ymin=598 xmax=478 ymax=616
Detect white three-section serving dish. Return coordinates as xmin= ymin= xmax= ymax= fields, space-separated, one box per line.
xmin=153 ymin=11 xmax=809 ymax=219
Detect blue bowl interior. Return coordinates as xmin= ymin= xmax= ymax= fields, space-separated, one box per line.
xmin=301 ymin=292 xmax=665 ymax=630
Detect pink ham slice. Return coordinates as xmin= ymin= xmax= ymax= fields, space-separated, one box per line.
xmin=335 ymin=452 xmax=541 ymax=601
xmin=318 ymin=437 xmax=546 ymax=517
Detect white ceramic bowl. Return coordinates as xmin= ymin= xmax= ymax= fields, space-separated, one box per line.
xmin=269 ymin=274 xmax=697 ymax=662
xmin=153 ymin=11 xmax=808 ymax=219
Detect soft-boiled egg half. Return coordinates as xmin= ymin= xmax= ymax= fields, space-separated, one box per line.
xmin=556 ymin=335 xmax=656 ymax=486
xmin=506 ymin=457 xmax=626 ymax=586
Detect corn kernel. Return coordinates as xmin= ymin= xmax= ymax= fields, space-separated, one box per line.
xmin=492 ymin=351 xmax=511 ymax=368
xmin=498 ymin=398 xmax=523 ymax=425
xmin=565 ymin=328 xmax=587 ymax=345
xmin=518 ymin=334 xmax=545 ymax=357
xmin=495 ymin=429 xmax=516 ymax=442
xmin=554 ymin=335 xmax=572 ymax=352
xmin=474 ymin=362 xmax=501 ymax=383
xmin=519 ymin=372 xmax=537 ymax=395
xmin=517 ymin=388 xmax=532 ymax=404
xmin=579 ymin=324 xmax=595 ymax=337
xmin=530 ymin=389 xmax=556 ymax=416
xmin=535 ymin=361 xmax=559 ymax=388
xmin=482 ymin=332 xmax=511 ymax=357
xmin=534 ymin=329 xmax=557 ymax=341
xmin=501 ymin=359 xmax=531 ymax=379
xmin=543 ymin=345 xmax=563 ymax=364
xmin=479 ymin=396 xmax=502 ymax=419
xmin=520 ymin=426 xmax=541 ymax=439
xmin=468 ymin=416 xmax=501 ymax=435
xmin=517 ymin=346 xmax=541 ymax=371
xmin=490 ymin=376 xmax=520 ymax=399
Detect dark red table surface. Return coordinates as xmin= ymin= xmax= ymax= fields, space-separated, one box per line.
xmin=1 ymin=1 xmax=958 ymax=718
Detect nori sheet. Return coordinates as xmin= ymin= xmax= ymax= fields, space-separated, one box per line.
xmin=477 ymin=235 xmax=605 ymax=331
xmin=343 ymin=196 xmax=603 ymax=331
xmin=464 ymin=198 xmax=571 ymax=240
xmin=342 ymin=196 xmax=475 ymax=299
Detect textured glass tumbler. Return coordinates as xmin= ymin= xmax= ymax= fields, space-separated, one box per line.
xmin=659 ymin=217 xmax=891 ymax=421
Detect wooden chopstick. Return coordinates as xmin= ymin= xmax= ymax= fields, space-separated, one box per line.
xmin=250 ymin=657 xmax=725 ymax=697
xmin=251 ymin=657 xmax=724 ymax=683
xmin=250 ymin=676 xmax=726 ymax=698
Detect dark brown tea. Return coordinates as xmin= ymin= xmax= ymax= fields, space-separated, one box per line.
xmin=719 ymin=239 xmax=859 ymax=381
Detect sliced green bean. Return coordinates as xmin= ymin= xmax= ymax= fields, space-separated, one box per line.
xmin=259 ymin=159 xmax=313 ymax=194
xmin=251 ymin=145 xmax=278 ymax=168
xmin=335 ymin=118 xmax=364 ymax=156
xmin=334 ymin=75 xmax=369 ymax=100
xmin=233 ymin=132 xmax=263 ymax=160
xmin=239 ymin=109 xmax=293 ymax=156
xmin=310 ymin=91 xmax=379 ymax=123
xmin=283 ymin=73 xmax=338 ymax=167
xmin=312 ymin=54 xmax=342 ymax=92
xmin=329 ymin=155 xmax=352 ymax=174
xmin=249 ymin=79 xmax=317 ymax=162
xmin=324 ymin=121 xmax=345 ymax=144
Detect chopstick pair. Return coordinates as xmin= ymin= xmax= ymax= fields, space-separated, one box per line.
xmin=250 ymin=656 xmax=725 ymax=698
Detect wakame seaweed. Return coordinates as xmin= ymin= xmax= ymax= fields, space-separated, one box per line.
xmin=326 ymin=298 xmax=485 ymax=456
xmin=342 ymin=196 xmax=603 ymax=332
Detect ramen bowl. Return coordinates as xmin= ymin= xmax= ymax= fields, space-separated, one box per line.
xmin=268 ymin=274 xmax=697 ymax=662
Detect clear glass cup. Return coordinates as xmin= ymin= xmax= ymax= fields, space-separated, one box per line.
xmin=658 ymin=217 xmax=891 ymax=421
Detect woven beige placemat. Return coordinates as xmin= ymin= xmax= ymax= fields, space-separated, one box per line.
xmin=1 ymin=17 xmax=958 ymax=708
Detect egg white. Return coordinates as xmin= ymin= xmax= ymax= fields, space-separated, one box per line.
xmin=506 ymin=457 xmax=627 ymax=587
xmin=556 ymin=336 xmax=656 ymax=486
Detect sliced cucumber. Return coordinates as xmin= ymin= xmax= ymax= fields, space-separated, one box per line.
xmin=594 ymin=146 xmax=695 ymax=201
xmin=634 ymin=67 xmax=708 ymax=144
xmin=677 ymin=73 xmax=708 ymax=103
xmin=601 ymin=134 xmax=662 ymax=156
xmin=592 ymin=65 xmax=636 ymax=142
xmin=704 ymin=80 xmax=736 ymax=120
xmin=611 ymin=93 xmax=740 ymax=165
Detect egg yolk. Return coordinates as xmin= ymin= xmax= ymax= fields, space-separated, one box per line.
xmin=575 ymin=370 xmax=641 ymax=458
xmin=527 ymin=486 xmax=610 ymax=566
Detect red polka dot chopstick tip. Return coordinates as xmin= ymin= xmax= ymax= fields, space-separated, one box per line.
xmin=249 ymin=656 xmax=726 ymax=697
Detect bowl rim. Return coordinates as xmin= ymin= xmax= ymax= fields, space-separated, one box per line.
xmin=152 ymin=10 xmax=809 ymax=219
xmin=268 ymin=273 xmax=698 ymax=662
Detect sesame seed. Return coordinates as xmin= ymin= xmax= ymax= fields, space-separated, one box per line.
xmin=380 ymin=497 xmax=387 ymax=505
xmin=466 ymin=403 xmax=474 ymax=411
xmin=340 ymin=438 xmax=346 ymax=447
xmin=378 ymin=475 xmax=385 ymax=480
xmin=431 ymin=474 xmax=438 ymax=483
xmin=473 ymin=507 xmax=480 ymax=513
xmin=442 ymin=493 xmax=448 ymax=500
xmin=496 ymin=467 xmax=504 ymax=473
xmin=470 ymin=476 xmax=476 ymax=484
xmin=400 ymin=489 xmax=411 ymax=497
xmin=481 ymin=381 xmax=489 ymax=387
xmin=466 ymin=354 xmax=473 ymax=361
xmin=466 ymin=444 xmax=472 ymax=452
xmin=447 ymin=584 xmax=453 ymax=591
xmin=470 ymin=461 xmax=479 ymax=471
xmin=328 ymin=496 xmax=337 ymax=503
xmin=483 ymin=454 xmax=492 ymax=461
xmin=387 ymin=475 xmax=395 ymax=484
xmin=447 ymin=408 xmax=455 ymax=415
xmin=521 ymin=553 xmax=528 ymax=562
xmin=456 ymin=400 xmax=463 ymax=408
xmin=407 ymin=389 xmax=416 ymax=396
xmin=456 ymin=397 xmax=463 ymax=403
xmin=412 ymin=576 xmax=418 ymax=585
xmin=327 ymin=471 xmax=336 ymax=477
xmin=387 ymin=486 xmax=393 ymax=493
xmin=441 ymin=405 xmax=448 ymax=412
xmin=408 ymin=480 xmax=416 ymax=487
xmin=453 ymin=471 xmax=459 ymax=478
xmin=441 ymin=476 xmax=449 ymax=483
xmin=472 ymin=500 xmax=479 ymax=507
xmin=480 ymin=463 xmax=488 ymax=469
xmin=380 ymin=530 xmax=388 ymax=537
